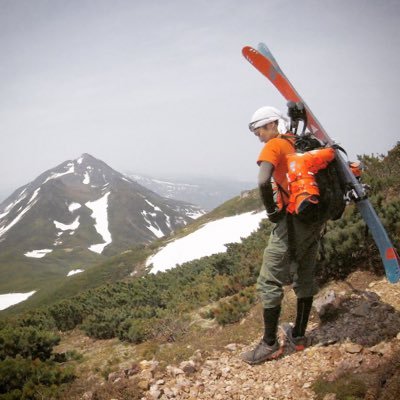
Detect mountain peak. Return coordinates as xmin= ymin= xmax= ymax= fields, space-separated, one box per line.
xmin=0 ymin=154 xmax=204 ymax=283
xmin=76 ymin=153 xmax=99 ymax=164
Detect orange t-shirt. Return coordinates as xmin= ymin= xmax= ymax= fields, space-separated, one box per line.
xmin=257 ymin=134 xmax=295 ymax=206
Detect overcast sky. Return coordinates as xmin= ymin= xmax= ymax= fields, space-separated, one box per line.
xmin=1 ymin=0 xmax=399 ymax=197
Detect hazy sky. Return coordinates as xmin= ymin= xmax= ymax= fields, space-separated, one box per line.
xmin=1 ymin=0 xmax=399 ymax=196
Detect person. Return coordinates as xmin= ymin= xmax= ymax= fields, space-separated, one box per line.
xmin=241 ymin=106 xmax=324 ymax=365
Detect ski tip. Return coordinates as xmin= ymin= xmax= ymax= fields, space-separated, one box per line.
xmin=242 ymin=46 xmax=256 ymax=55
xmin=258 ymin=42 xmax=269 ymax=51
xmin=242 ymin=46 xmax=260 ymax=64
xmin=241 ymin=46 xmax=249 ymax=55
xmin=384 ymin=247 xmax=400 ymax=284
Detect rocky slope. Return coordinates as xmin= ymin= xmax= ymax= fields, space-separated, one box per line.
xmin=58 ymin=271 xmax=400 ymax=400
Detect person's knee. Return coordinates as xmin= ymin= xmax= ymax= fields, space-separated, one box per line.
xmin=260 ymin=292 xmax=283 ymax=308
xmin=293 ymin=280 xmax=318 ymax=298
xmin=256 ymin=278 xmax=284 ymax=308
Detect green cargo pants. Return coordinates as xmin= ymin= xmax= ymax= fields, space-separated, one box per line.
xmin=257 ymin=214 xmax=323 ymax=308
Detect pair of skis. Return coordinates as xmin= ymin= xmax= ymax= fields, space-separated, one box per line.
xmin=242 ymin=43 xmax=400 ymax=284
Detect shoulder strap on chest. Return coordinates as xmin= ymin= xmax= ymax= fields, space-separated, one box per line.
xmin=279 ymin=134 xmax=296 ymax=150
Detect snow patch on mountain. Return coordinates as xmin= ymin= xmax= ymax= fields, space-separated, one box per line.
xmin=0 ymin=191 xmax=39 ymax=241
xmin=0 ymin=290 xmax=36 ymax=311
xmin=29 ymin=188 xmax=41 ymax=202
xmin=141 ymin=211 xmax=165 ymax=238
xmin=67 ymin=269 xmax=84 ymax=277
xmin=54 ymin=216 xmax=80 ymax=232
xmin=83 ymin=171 xmax=90 ymax=184
xmin=184 ymin=210 xmax=205 ymax=219
xmin=86 ymin=192 xmax=112 ymax=254
xmin=165 ymin=214 xmax=171 ymax=229
xmin=0 ymin=189 xmax=27 ymax=220
xmin=145 ymin=199 xmax=162 ymax=212
xmin=24 ymin=249 xmax=53 ymax=258
xmin=43 ymin=163 xmax=75 ymax=184
xmin=68 ymin=202 xmax=81 ymax=212
xmin=147 ymin=211 xmax=266 ymax=273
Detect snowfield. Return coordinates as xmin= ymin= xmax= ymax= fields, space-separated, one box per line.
xmin=0 ymin=291 xmax=36 ymax=311
xmin=147 ymin=210 xmax=266 ymax=273
xmin=24 ymin=249 xmax=53 ymax=258
xmin=86 ymin=192 xmax=112 ymax=254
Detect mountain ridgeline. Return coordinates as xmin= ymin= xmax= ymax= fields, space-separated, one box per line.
xmin=0 ymin=153 xmax=203 ymax=292
xmin=127 ymin=173 xmax=256 ymax=211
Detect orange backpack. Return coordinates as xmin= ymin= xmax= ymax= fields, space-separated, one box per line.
xmin=282 ymin=134 xmax=348 ymax=223
xmin=286 ymin=147 xmax=336 ymax=215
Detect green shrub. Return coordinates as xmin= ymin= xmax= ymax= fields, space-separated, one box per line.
xmin=211 ymin=287 xmax=257 ymax=325
xmin=17 ymin=310 xmax=56 ymax=331
xmin=81 ymin=309 xmax=122 ymax=340
xmin=47 ymin=300 xmax=86 ymax=331
xmin=0 ymin=327 xmax=60 ymax=361
xmin=0 ymin=356 xmax=75 ymax=399
xmin=118 ymin=318 xmax=150 ymax=343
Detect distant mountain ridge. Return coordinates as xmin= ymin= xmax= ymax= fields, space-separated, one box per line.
xmin=127 ymin=173 xmax=255 ymax=211
xmin=0 ymin=153 xmax=204 ymax=292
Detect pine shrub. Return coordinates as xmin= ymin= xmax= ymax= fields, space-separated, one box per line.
xmin=210 ymin=287 xmax=257 ymax=326
xmin=0 ymin=356 xmax=75 ymax=399
xmin=0 ymin=326 xmax=60 ymax=361
xmin=117 ymin=318 xmax=151 ymax=343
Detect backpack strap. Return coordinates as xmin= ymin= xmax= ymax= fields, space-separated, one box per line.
xmin=279 ymin=133 xmax=297 ymax=149
xmin=275 ymin=134 xmax=295 ymax=205
xmin=275 ymin=181 xmax=289 ymax=203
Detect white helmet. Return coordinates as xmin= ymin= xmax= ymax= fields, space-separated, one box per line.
xmin=249 ymin=106 xmax=288 ymax=132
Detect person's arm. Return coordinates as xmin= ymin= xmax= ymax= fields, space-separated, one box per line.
xmin=258 ymin=161 xmax=284 ymax=222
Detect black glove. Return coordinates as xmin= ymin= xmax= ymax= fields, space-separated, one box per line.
xmin=259 ymin=180 xmax=285 ymax=223
xmin=267 ymin=208 xmax=285 ymax=223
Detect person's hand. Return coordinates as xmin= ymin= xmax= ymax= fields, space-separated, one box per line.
xmin=267 ymin=208 xmax=285 ymax=223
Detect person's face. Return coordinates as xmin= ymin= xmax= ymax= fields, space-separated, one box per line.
xmin=254 ymin=122 xmax=278 ymax=143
